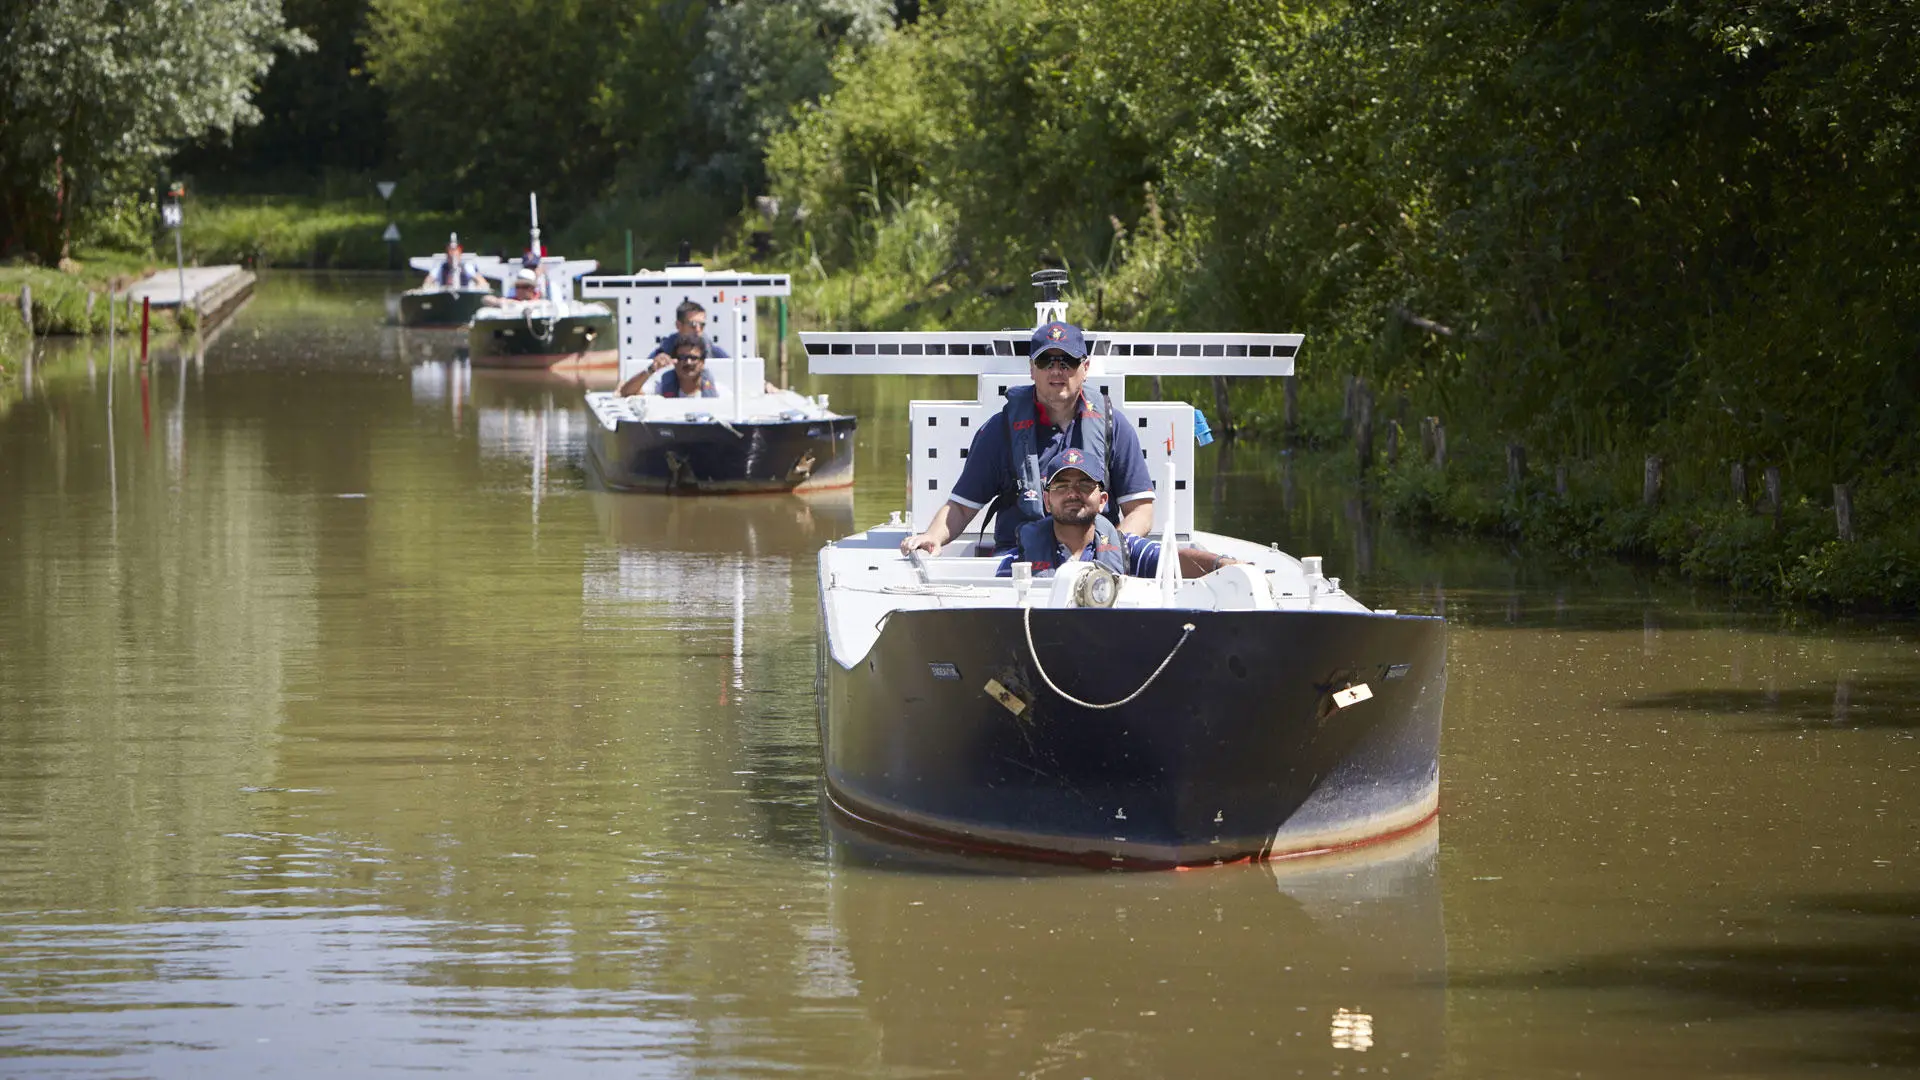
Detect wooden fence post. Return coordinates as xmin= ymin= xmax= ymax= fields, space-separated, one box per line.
xmin=1834 ymin=483 xmax=1854 ymax=541
xmin=1643 ymin=455 xmax=1662 ymax=507
xmin=1211 ymin=374 xmax=1234 ymax=440
xmin=1355 ymin=381 xmax=1374 ymax=471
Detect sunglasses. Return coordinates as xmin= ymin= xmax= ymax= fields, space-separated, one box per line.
xmin=1032 ymin=354 xmax=1081 ymax=371
xmin=685 ymin=319 xmax=707 ymax=330
xmin=1046 ymin=480 xmax=1101 ymax=495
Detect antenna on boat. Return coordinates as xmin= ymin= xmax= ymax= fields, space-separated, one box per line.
xmin=1032 ymin=269 xmax=1070 ymax=327
xmin=528 ymin=192 xmax=542 ymax=259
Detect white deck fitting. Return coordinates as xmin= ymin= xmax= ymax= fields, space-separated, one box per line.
xmin=471 ymin=257 xmax=608 ymax=323
xmin=408 ymin=253 xmax=503 ymax=281
xmin=579 ymin=269 xmax=792 ymax=386
xmin=818 ymin=523 xmax=1370 ymax=668
xmin=584 ymin=381 xmax=845 ymax=431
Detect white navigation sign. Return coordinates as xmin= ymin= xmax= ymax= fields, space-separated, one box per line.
xmin=382 ymin=222 xmax=401 ymax=242
xmin=376 ymin=181 xmax=397 ymax=201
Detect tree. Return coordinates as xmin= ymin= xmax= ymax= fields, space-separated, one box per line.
xmin=0 ymin=0 xmax=304 ymax=262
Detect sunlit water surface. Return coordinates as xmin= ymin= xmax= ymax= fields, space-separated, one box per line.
xmin=1 ymin=273 xmax=1915 ymax=1077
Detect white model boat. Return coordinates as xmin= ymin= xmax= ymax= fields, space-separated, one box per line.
xmin=801 ymin=272 xmax=1447 ymax=868
xmin=577 ymin=265 xmax=855 ymax=493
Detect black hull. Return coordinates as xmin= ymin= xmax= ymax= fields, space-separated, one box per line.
xmin=467 ymin=311 xmax=616 ymax=368
xmin=820 ymin=605 xmax=1445 ymax=867
xmin=589 ymin=414 xmax=857 ymax=494
xmin=398 ymin=289 xmax=490 ymax=327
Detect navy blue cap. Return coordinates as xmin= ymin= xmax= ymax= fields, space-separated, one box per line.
xmin=1031 ymin=320 xmax=1088 ymax=361
xmin=1044 ymin=447 xmax=1106 ymax=488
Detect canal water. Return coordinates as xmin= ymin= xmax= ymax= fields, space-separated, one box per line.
xmin=1 ymin=273 xmax=1915 ymax=1077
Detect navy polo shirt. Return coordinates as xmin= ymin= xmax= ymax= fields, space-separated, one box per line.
xmin=947 ymin=394 xmax=1155 ymax=538
xmin=653 ymin=331 xmax=729 ymax=359
xmin=996 ymin=532 xmax=1165 ymax=578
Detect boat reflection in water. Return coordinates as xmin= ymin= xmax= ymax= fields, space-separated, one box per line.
xmin=583 ymin=485 xmax=856 ymax=690
xmin=588 ymin=484 xmax=856 ymax=558
xmin=821 ymin=816 xmax=1446 ymax=1077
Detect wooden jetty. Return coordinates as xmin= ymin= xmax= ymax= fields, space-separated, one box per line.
xmin=122 ymin=265 xmax=255 ymax=328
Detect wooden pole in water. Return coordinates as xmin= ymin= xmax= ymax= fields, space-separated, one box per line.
xmin=1731 ymin=462 xmax=1747 ymax=505
xmin=19 ymin=284 xmax=30 ymax=337
xmin=140 ymin=297 xmax=150 ymax=365
xmin=1283 ymin=375 xmax=1298 ymax=443
xmin=1834 ymin=483 xmax=1854 ymax=541
xmin=1354 ymin=381 xmax=1373 ymax=471
xmin=1764 ymin=467 xmax=1782 ymax=520
xmin=1555 ymin=464 xmax=1568 ymax=498
xmin=1211 ymin=374 xmax=1234 ymax=440
xmin=1432 ymin=419 xmax=1447 ymax=469
xmin=1643 ymin=455 xmax=1662 ymax=507
xmin=1506 ymin=442 xmax=1527 ymax=499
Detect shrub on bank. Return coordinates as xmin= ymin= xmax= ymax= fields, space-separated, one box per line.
xmin=1371 ymin=439 xmax=1920 ymax=610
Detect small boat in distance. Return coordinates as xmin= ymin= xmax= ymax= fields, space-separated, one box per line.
xmin=802 ymin=271 xmax=1447 ymax=869
xmin=466 ymin=194 xmax=615 ymax=370
xmin=398 ymin=233 xmax=499 ymax=327
xmin=578 ymin=264 xmax=855 ymax=494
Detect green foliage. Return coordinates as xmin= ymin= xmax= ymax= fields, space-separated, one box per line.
xmin=0 ymin=0 xmax=306 ymax=262
xmin=183 ymin=194 xmax=461 ymax=268
xmin=688 ymin=0 xmax=892 ymax=194
xmin=173 ymin=0 xmax=393 ymax=191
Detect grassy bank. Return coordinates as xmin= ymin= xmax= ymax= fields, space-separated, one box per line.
xmin=0 ymin=250 xmax=174 ymax=352
xmin=184 ymin=195 xmax=465 ymax=269
xmin=1223 ymin=376 xmax=1920 ymax=612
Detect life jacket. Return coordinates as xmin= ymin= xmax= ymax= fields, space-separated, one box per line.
xmin=1016 ymin=514 xmax=1128 ymax=577
xmin=655 ymin=370 xmax=716 ymax=398
xmin=438 ymin=259 xmax=479 ymax=288
xmin=986 ymin=383 xmax=1115 ymax=549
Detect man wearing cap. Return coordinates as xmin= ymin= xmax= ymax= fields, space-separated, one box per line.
xmin=645 ymin=301 xmax=731 ymax=374
xmin=996 ymin=454 xmax=1242 ymax=578
xmin=618 ymin=333 xmax=720 ymax=397
xmin=901 ymin=320 xmax=1155 ymax=557
xmin=423 ymin=235 xmax=489 ymax=291
xmin=483 ymin=267 xmax=541 ymax=307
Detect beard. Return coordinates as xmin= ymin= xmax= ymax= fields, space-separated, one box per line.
xmin=1051 ymin=500 xmax=1100 ymax=526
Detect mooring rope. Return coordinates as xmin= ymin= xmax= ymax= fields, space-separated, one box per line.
xmin=1023 ymin=605 xmax=1196 ymax=710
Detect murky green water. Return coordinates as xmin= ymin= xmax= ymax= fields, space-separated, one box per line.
xmin=2 ymin=273 xmax=1915 ymax=1077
